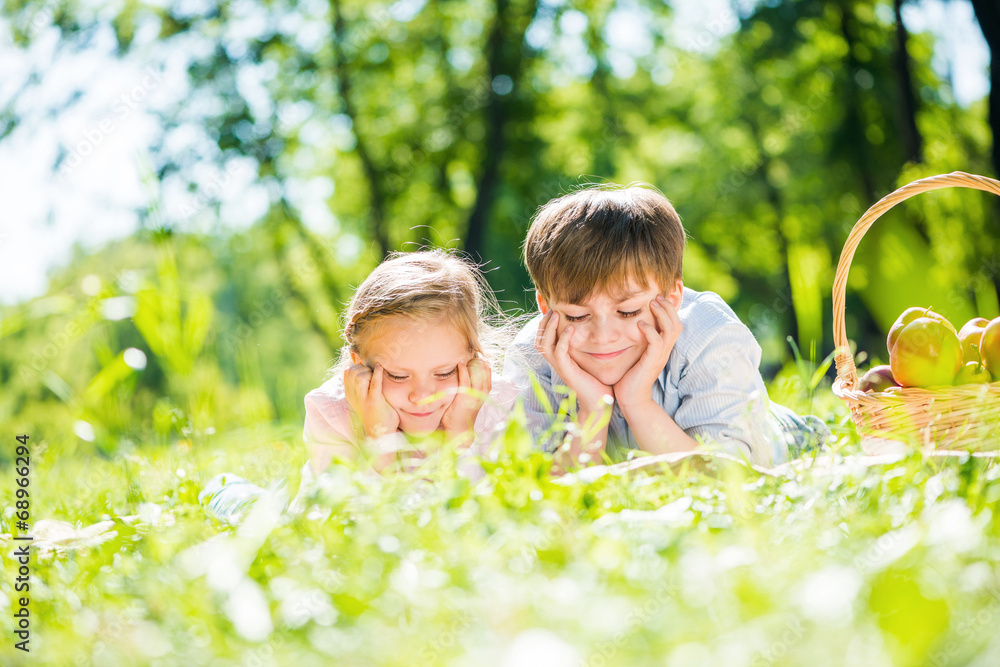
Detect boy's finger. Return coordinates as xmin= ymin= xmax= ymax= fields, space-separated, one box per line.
xmin=637 ymin=320 xmax=660 ymax=350
xmin=539 ymin=312 xmax=559 ymax=356
xmin=534 ymin=310 xmax=553 ymax=350
xmin=650 ymin=298 xmax=673 ymax=336
xmin=554 ymin=324 xmax=574 ymax=361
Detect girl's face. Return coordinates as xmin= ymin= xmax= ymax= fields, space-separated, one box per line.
xmin=353 ymin=315 xmax=474 ymax=435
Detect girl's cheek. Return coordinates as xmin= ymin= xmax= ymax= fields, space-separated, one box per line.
xmin=441 ymin=378 xmax=460 ymax=406
xmin=380 ymin=382 xmax=404 ymax=408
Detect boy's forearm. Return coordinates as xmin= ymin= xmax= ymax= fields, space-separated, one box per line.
xmin=553 ymin=407 xmax=610 ymax=471
xmin=619 ymin=400 xmax=699 ymax=455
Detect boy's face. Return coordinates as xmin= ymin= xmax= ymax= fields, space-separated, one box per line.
xmin=537 ymin=276 xmax=683 ymax=387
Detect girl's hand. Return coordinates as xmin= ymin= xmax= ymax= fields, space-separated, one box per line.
xmin=535 ymin=310 xmax=613 ymax=415
xmin=440 ymin=358 xmax=491 ymax=442
xmin=344 ymin=363 xmax=400 ymax=439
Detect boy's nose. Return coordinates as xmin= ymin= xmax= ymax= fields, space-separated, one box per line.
xmin=587 ymin=319 xmax=620 ymax=346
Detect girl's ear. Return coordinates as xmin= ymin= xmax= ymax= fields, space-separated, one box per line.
xmin=349 ymin=349 xmax=363 ymax=366
xmin=535 ymin=292 xmax=549 ymax=315
xmin=666 ymin=279 xmax=684 ymax=310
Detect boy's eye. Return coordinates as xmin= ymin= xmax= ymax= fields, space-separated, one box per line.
xmin=618 ymin=309 xmax=641 ymax=319
xmin=564 ymin=313 xmax=588 ymax=323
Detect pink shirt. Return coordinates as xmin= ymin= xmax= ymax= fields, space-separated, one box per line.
xmin=302 ymin=374 xmax=520 ymax=475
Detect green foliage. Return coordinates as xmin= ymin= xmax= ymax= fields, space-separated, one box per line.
xmin=1 ymin=4 xmax=999 ymax=662
xmin=4 ymin=418 xmax=1000 ymax=665
xmin=3 ymin=0 xmax=995 ymax=369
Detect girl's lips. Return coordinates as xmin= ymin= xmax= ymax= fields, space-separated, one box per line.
xmin=586 ymin=348 xmax=628 ymax=360
xmin=405 ymin=410 xmax=437 ymax=418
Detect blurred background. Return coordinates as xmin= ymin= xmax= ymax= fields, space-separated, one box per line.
xmin=1 ymin=0 xmax=998 ymax=457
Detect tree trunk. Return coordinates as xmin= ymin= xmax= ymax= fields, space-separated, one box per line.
xmin=330 ymin=0 xmax=390 ymax=259
xmin=893 ymin=0 xmax=923 ymax=163
xmin=463 ymin=0 xmax=538 ymax=261
xmin=838 ymin=0 xmax=877 ymax=204
xmin=970 ymin=0 xmax=1000 ymax=177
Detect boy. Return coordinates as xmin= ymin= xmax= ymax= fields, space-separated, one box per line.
xmin=503 ymin=184 xmax=827 ymax=468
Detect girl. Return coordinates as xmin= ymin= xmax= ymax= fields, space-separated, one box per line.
xmin=201 ymin=250 xmax=517 ymax=522
xmin=302 ymin=249 xmax=518 ymax=476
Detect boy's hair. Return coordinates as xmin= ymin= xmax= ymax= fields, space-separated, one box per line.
xmin=524 ymin=184 xmax=686 ymax=304
xmin=332 ymin=249 xmax=503 ymax=375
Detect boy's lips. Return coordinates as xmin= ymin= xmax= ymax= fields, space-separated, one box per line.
xmin=586 ymin=347 xmax=629 ymax=360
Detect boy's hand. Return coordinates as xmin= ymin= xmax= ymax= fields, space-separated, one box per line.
xmin=440 ymin=358 xmax=491 ymax=442
xmin=535 ymin=310 xmax=613 ymax=415
xmin=613 ymin=295 xmax=682 ymax=411
xmin=344 ymin=363 xmax=400 ymax=439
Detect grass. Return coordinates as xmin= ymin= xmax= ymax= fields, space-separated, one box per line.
xmin=2 ymin=377 xmax=1000 ymax=667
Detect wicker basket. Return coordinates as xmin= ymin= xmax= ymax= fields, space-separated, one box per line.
xmin=832 ymin=171 xmax=1000 ymax=451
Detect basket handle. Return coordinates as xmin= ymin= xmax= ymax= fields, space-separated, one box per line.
xmin=832 ymin=171 xmax=1000 ymax=391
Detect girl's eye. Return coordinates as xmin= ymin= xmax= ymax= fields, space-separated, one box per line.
xmin=384 ymin=371 xmax=408 ymax=382
xmin=619 ymin=309 xmax=641 ymax=319
xmin=435 ymin=368 xmax=459 ymax=379
xmin=564 ymin=313 xmax=588 ymax=323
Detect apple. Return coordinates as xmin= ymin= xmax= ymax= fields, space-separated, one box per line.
xmin=957 ymin=317 xmax=990 ymax=364
xmin=981 ymin=317 xmax=1000 ymax=377
xmin=888 ymin=316 xmax=963 ymax=387
xmin=887 ymin=307 xmax=956 ymax=354
xmin=954 ymin=361 xmax=993 ymax=385
xmin=858 ymin=365 xmax=898 ymax=392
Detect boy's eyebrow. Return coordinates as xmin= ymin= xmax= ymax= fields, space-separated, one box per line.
xmin=562 ymin=289 xmax=644 ymax=307
xmin=614 ymin=290 xmax=644 ymax=303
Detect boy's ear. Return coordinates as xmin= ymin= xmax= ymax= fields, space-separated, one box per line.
xmin=666 ymin=279 xmax=684 ymax=310
xmin=535 ymin=292 xmax=549 ymax=315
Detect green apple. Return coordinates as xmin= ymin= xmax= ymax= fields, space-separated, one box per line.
xmin=954 ymin=361 xmax=993 ymax=385
xmin=887 ymin=307 xmax=956 ymax=354
xmin=957 ymin=317 xmax=990 ymax=364
xmin=888 ymin=316 xmax=963 ymax=387
xmin=981 ymin=317 xmax=1000 ymax=377
xmin=858 ymin=365 xmax=898 ymax=392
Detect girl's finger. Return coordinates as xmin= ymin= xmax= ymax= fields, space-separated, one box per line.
xmin=345 ymin=365 xmax=368 ymax=398
xmin=469 ymin=358 xmax=491 ymax=394
xmin=370 ymin=363 xmax=384 ymax=397
xmin=457 ymin=360 xmax=470 ymax=391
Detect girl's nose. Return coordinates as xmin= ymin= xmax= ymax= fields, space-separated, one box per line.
xmin=409 ymin=381 xmax=433 ymax=404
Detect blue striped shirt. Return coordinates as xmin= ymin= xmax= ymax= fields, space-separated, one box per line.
xmin=502 ymin=287 xmax=792 ymax=467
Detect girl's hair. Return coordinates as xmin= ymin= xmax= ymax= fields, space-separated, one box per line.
xmin=330 ymin=249 xmax=506 ymax=376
